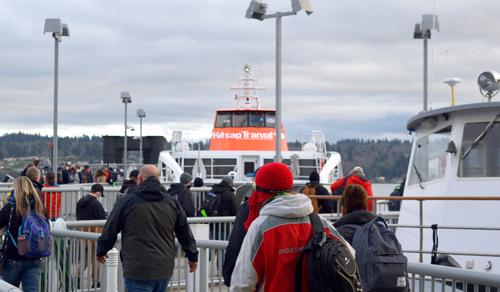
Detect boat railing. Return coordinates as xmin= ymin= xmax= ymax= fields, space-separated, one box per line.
xmin=3 ymin=217 xmax=499 ymax=292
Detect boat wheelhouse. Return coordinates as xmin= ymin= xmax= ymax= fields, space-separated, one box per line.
xmin=396 ymin=97 xmax=500 ymax=273
xmin=158 ymin=64 xmax=343 ymax=190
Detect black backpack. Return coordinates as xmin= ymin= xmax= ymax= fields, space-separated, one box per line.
xmin=388 ymin=179 xmax=405 ymax=211
xmin=57 ymin=169 xmax=64 ymax=184
xmin=295 ymin=212 xmax=362 ymax=292
xmin=332 ymin=175 xmax=351 ymax=197
xmin=198 ymin=192 xmax=221 ymax=217
xmin=351 ymin=216 xmax=409 ymax=292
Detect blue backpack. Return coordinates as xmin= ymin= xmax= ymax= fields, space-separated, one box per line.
xmin=351 ymin=216 xmax=409 ymax=292
xmin=10 ymin=206 xmax=52 ymax=258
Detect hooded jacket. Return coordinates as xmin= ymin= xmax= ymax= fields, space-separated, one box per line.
xmin=96 ymin=176 xmax=198 ymax=281
xmin=333 ymin=210 xmax=377 ymax=245
xmin=167 ymin=183 xmax=195 ymax=217
xmin=230 ymin=193 xmax=351 ymax=292
xmin=0 ymin=195 xmax=49 ymax=261
xmin=330 ymin=174 xmax=374 ymax=211
xmin=76 ymin=194 xmax=106 ymax=221
xmin=209 ymin=181 xmax=238 ymax=217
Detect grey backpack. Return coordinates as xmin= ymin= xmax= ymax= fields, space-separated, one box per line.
xmin=351 ymin=216 xmax=409 ymax=292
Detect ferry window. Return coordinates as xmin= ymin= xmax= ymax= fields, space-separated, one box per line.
xmin=250 ymin=112 xmax=264 ymax=127
xmin=266 ymin=112 xmax=276 ymax=127
xmin=216 ymin=112 xmax=232 ymax=127
xmin=459 ymin=122 xmax=500 ymax=177
xmin=408 ymin=126 xmax=451 ymax=186
xmin=233 ymin=112 xmax=248 ymax=127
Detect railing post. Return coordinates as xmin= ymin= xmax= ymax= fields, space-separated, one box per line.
xmin=188 ymin=224 xmax=209 ymax=292
xmin=106 ymin=248 xmax=119 ymax=292
xmin=419 ymin=199 xmax=423 ymax=263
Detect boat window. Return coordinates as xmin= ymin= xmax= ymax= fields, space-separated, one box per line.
xmin=215 ymin=112 xmax=232 ymax=127
xmin=249 ymin=112 xmax=265 ymax=127
xmin=233 ymin=112 xmax=248 ymax=127
xmin=458 ymin=122 xmax=500 ymax=177
xmin=408 ymin=126 xmax=451 ymax=186
xmin=266 ymin=112 xmax=276 ymax=127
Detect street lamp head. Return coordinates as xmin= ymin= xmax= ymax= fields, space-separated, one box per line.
xmin=44 ymin=19 xmax=70 ymax=40
xmin=291 ymin=0 xmax=313 ymax=15
xmin=121 ymin=91 xmax=132 ymax=103
xmin=61 ymin=23 xmax=70 ymax=37
xmin=246 ymin=0 xmax=267 ymax=21
xmin=137 ymin=109 xmax=146 ymax=118
xmin=44 ymin=19 xmax=62 ymax=34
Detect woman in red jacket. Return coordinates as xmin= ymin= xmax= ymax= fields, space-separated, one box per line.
xmin=331 ymin=166 xmax=374 ymax=211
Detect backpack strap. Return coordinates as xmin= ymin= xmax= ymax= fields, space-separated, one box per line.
xmin=294 ymin=212 xmax=325 ymax=292
xmin=3 ymin=205 xmax=16 ymax=255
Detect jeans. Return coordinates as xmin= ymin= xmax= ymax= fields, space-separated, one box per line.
xmin=124 ymin=277 xmax=171 ymax=292
xmin=3 ymin=258 xmax=45 ymax=292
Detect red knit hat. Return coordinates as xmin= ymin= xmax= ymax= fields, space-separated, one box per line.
xmin=244 ymin=162 xmax=294 ymax=230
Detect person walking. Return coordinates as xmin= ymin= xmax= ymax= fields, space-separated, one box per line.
xmin=0 ymin=177 xmax=49 ymax=291
xmin=96 ymin=165 xmax=198 ymax=292
xmin=333 ymin=184 xmax=377 ymax=244
xmin=167 ymin=172 xmax=196 ymax=217
xmin=41 ymin=171 xmax=62 ymax=221
xmin=330 ymin=166 xmax=374 ymax=211
xmin=76 ymin=184 xmax=106 ymax=288
xmin=300 ymin=170 xmax=335 ymax=213
xmin=230 ymin=163 xmax=350 ymax=292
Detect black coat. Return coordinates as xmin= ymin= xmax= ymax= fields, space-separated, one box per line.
xmin=167 ymin=183 xmax=196 ymax=217
xmin=333 ymin=210 xmax=377 ymax=245
xmin=300 ymin=181 xmax=336 ymax=213
xmin=76 ymin=194 xmax=106 ymax=221
xmin=97 ymin=176 xmax=198 ymax=281
xmin=0 ymin=196 xmax=49 ymax=261
xmin=209 ymin=181 xmax=238 ymax=217
xmin=222 ymin=199 xmax=249 ymax=287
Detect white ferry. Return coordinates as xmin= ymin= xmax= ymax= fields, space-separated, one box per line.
xmin=396 ymin=71 xmax=500 ymax=274
xmin=158 ymin=64 xmax=343 ymax=188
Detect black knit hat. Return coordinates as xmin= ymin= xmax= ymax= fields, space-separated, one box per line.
xmin=309 ymin=170 xmax=320 ymax=182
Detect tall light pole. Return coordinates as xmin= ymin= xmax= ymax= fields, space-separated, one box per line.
xmin=121 ymin=92 xmax=132 ymax=175
xmin=44 ymin=19 xmax=70 ymax=172
xmin=245 ymin=0 xmax=313 ymax=162
xmin=414 ymin=14 xmax=439 ymax=112
xmin=137 ymin=109 xmax=146 ymax=164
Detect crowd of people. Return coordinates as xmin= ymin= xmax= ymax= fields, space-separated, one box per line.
xmin=1 ymin=159 xmax=405 ymax=292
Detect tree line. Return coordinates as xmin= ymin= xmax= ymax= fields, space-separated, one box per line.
xmin=0 ymin=133 xmax=411 ymax=182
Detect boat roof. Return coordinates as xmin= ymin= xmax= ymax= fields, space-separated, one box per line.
xmin=407 ymin=101 xmax=500 ymax=131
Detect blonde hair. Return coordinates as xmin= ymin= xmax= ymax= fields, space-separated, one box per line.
xmin=12 ymin=177 xmax=45 ymax=218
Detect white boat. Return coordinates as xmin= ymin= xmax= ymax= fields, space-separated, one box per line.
xmin=158 ymin=64 xmax=343 ymax=191
xmin=396 ymin=71 xmax=500 ymax=274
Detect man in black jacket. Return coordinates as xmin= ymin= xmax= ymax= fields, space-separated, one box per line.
xmin=76 ymin=183 xmax=106 ymax=287
xmin=96 ymin=165 xmax=198 ymax=291
xmin=167 ymin=172 xmax=196 ymax=217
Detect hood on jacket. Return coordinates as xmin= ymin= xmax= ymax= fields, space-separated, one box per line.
xmin=77 ymin=194 xmax=98 ymax=208
xmin=210 ymin=181 xmax=234 ymax=194
xmin=168 ymin=183 xmax=187 ymax=194
xmin=259 ymin=193 xmax=313 ymax=219
xmin=135 ymin=176 xmax=167 ymax=202
xmin=334 ymin=209 xmax=376 ymax=227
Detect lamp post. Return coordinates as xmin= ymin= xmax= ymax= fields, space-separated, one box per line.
xmin=137 ymin=109 xmax=146 ymax=164
xmin=413 ymin=14 xmax=439 ymax=112
xmin=121 ymin=92 xmax=132 ymax=175
xmin=245 ymin=0 xmax=313 ymax=162
xmin=44 ymin=19 xmax=70 ymax=172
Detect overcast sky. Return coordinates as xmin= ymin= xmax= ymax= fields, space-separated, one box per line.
xmin=1 ymin=1 xmax=500 ymax=144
